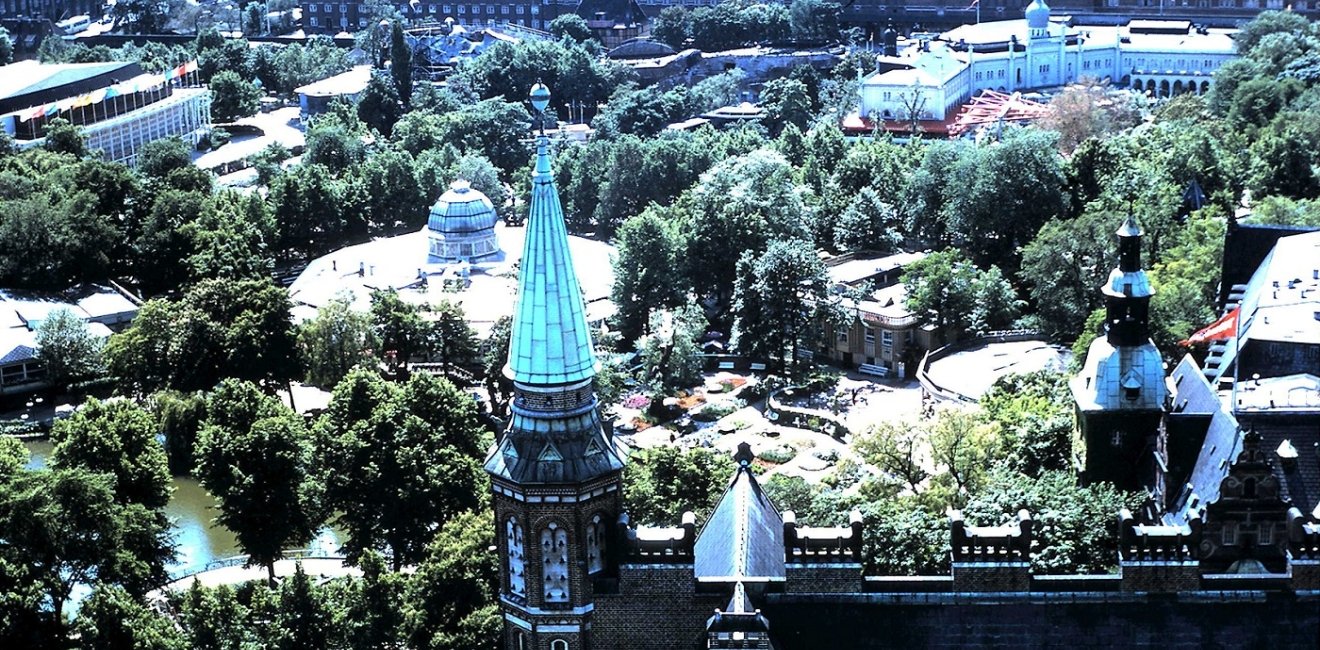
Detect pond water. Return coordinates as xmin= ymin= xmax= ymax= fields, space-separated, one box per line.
xmin=23 ymin=439 xmax=342 ymax=578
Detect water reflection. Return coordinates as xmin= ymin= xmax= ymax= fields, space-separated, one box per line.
xmin=22 ymin=439 xmax=342 ymax=578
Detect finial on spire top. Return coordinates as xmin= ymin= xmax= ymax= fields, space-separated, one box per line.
xmin=1117 ymin=213 xmax=1142 ymax=238
xmin=530 ymin=82 xmax=551 ymax=136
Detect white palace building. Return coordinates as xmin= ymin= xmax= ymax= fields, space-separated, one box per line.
xmin=857 ymin=0 xmax=1238 ymax=128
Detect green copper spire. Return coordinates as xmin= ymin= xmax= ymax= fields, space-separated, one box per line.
xmin=504 ymin=87 xmax=597 ymax=386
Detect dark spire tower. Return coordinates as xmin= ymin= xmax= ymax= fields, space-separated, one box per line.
xmin=1070 ymin=215 xmax=1167 ymax=493
xmin=485 ymin=83 xmax=625 ymax=650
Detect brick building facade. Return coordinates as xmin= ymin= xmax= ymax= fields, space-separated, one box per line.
xmin=486 ymin=84 xmax=1320 ymax=648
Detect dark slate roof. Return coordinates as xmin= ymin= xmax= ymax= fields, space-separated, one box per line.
xmin=0 ymin=343 xmax=37 ymax=366
xmin=484 ymin=409 xmax=624 ymax=484
xmin=1164 ymin=356 xmax=1242 ymax=526
xmin=1218 ymin=221 xmax=1319 ymax=307
xmin=695 ymin=456 xmax=785 ymax=581
xmin=1239 ymin=413 xmax=1320 ymax=516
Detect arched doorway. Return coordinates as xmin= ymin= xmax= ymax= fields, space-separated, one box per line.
xmin=1159 ymin=80 xmax=1170 ymax=97
xmin=1173 ymin=80 xmax=1185 ymax=94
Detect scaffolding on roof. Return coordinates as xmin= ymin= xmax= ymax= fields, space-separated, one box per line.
xmin=948 ymin=89 xmax=1051 ymax=137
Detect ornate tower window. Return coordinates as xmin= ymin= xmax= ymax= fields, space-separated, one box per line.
xmin=586 ymin=513 xmax=607 ymax=574
xmin=506 ymin=517 xmax=526 ymax=598
xmin=541 ymin=523 xmax=570 ymax=603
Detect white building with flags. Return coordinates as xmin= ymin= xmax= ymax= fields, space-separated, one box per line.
xmin=0 ymin=60 xmax=210 ymax=166
xmin=853 ymin=0 xmax=1237 ymax=133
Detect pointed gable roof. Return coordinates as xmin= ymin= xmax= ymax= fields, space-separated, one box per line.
xmin=696 ymin=443 xmax=785 ymax=581
xmin=504 ymin=136 xmax=597 ymax=386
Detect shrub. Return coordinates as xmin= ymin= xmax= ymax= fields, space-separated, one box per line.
xmin=757 ymin=444 xmax=796 ymax=464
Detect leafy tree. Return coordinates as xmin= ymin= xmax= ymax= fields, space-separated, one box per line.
xmin=1251 ymin=195 xmax=1320 ymax=227
xmin=623 ymin=446 xmax=736 ymax=525
xmin=42 ymin=117 xmax=88 ymax=158
xmin=342 ymin=550 xmax=405 ymax=649
xmin=316 ymin=369 xmax=487 ymax=569
xmin=269 ymin=162 xmax=354 ymax=256
xmin=760 ymin=77 xmax=812 ymax=134
xmin=453 ymin=38 xmax=629 ymax=119
xmin=390 ymin=21 xmax=413 ymax=106
xmin=298 ymin=293 xmax=379 ymax=388
xmin=195 ymin=401 xmax=321 ymax=583
xmin=0 ymin=435 xmax=27 ymax=480
xmin=611 ymin=210 xmax=687 ymax=344
xmin=0 ymin=25 xmax=13 ymax=65
xmin=51 ymin=398 xmax=172 ymax=510
xmin=357 ymin=146 xmax=426 ymax=234
xmin=902 ymin=140 xmax=960 ymax=247
xmin=927 ymin=407 xmax=999 ymax=502
xmin=186 ymin=190 xmax=277 ymax=282
xmin=0 ymin=185 xmax=117 ymax=290
xmin=941 ymin=128 xmax=1068 ymax=272
xmin=855 ymin=420 xmax=930 ymax=494
xmin=858 ymin=498 xmax=949 ymax=576
xmin=106 ymin=278 xmax=300 ymax=395
xmin=549 ymin=14 xmax=594 ymax=43
xmin=651 ymin=6 xmax=692 ymax=49
xmin=979 ymin=371 xmax=1074 ymax=477
xmin=1027 ymin=212 xmax=1120 ymax=340
xmin=638 ymin=305 xmax=706 ymax=393
xmin=35 ymin=307 xmax=104 ymax=388
xmin=153 ymin=390 xmax=208 ymax=476
xmin=962 ymin=468 xmax=1139 ymax=574
xmin=402 ymin=511 xmax=500 ymax=650
xmin=1233 ymin=10 xmax=1314 ymax=57
xmin=591 ymin=84 xmax=690 ymax=138
xmin=0 ymin=469 xmax=172 ymax=631
xmin=732 ymin=238 xmax=834 ymax=373
xmin=446 ymin=153 xmax=507 ymax=220
xmin=210 ymin=70 xmax=263 ymax=123
xmin=273 ymin=563 xmax=336 ymax=650
xmin=137 ymin=136 xmax=194 ymax=179
xmin=435 ymin=98 xmax=532 ymax=177
xmin=1147 ymin=209 xmax=1226 ymax=357
xmin=74 ymin=584 xmax=183 ymax=650
xmin=482 ymin=315 xmax=513 ymax=416
xmin=370 ymin=289 xmax=431 ymax=366
xmin=903 ymin=250 xmax=1018 ymax=342
xmin=303 ymin=110 xmax=367 ymax=173
xmin=833 ymin=187 xmax=902 ymax=253
xmin=683 ymin=148 xmax=811 ymax=310
xmin=427 ymin=299 xmax=479 ymax=371
xmin=788 ymin=0 xmax=841 ymax=42
xmin=179 ymin=581 xmax=248 ymax=650
xmin=135 ymin=188 xmax=209 ymax=293
xmin=357 ymin=70 xmax=404 ymax=135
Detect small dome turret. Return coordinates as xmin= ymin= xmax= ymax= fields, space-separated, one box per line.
xmin=426 ymin=180 xmax=502 ymax=263
xmin=1025 ymin=0 xmax=1051 ymax=33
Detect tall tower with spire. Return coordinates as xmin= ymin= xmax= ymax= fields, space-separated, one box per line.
xmin=485 ymin=83 xmax=626 ymax=650
xmin=1070 ymin=216 xmax=1168 ymax=493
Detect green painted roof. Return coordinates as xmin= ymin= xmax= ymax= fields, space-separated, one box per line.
xmin=504 ymin=136 xmax=597 ymax=386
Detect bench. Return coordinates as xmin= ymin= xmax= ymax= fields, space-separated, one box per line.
xmin=717 ymin=361 xmax=736 ymax=370
xmin=859 ymin=363 xmax=889 ymax=378
xmin=749 ymin=362 xmax=767 ymax=372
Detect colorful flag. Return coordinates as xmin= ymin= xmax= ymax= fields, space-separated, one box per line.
xmin=1181 ymin=308 xmax=1239 ymax=346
